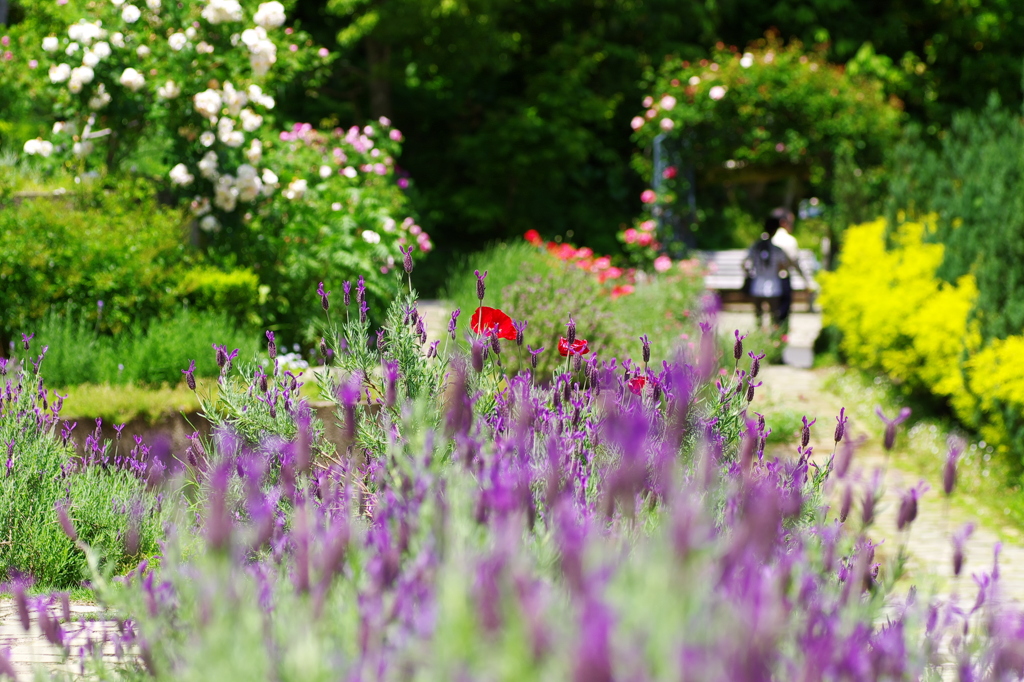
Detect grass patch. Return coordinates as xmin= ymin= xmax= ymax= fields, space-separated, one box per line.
xmin=58 ymin=381 xmax=205 ymax=424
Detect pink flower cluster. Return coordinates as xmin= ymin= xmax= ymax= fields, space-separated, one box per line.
xmin=524 ymin=230 xmax=636 ymax=298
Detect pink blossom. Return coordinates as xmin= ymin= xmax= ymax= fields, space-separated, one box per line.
xmin=2 ymin=52 xmax=11 ymax=61
xmin=637 ymin=232 xmax=653 ymax=247
xmin=653 ymin=255 xmax=672 ymax=272
xmin=630 ymin=116 xmax=644 ymax=130
xmin=373 ymin=163 xmax=387 ymax=175
xmin=660 ymin=118 xmax=674 ymax=131
xmin=639 ymin=220 xmax=656 ymax=232
xmin=593 ymin=256 xmax=611 ymax=270
xmin=623 ymin=228 xmax=638 ymax=244
xmin=398 ymin=178 xmax=409 ymax=189
xmin=289 ymin=44 xmax=298 ymax=52
xmin=709 ymin=85 xmax=727 ymax=100
xmin=640 ymin=189 xmax=657 ymax=204
xmin=1 ymin=36 xmax=9 ymax=46
xmin=379 ymin=116 xmax=391 ymax=126
xmin=775 ymin=142 xmax=786 ymax=152
xmin=645 ymin=108 xmax=657 ymax=120
xmin=389 ymin=129 xmax=403 ymax=141
xmin=28 ymin=59 xmax=38 ymax=69
xmin=284 ymin=27 xmax=293 ymax=34
xmin=410 ymin=225 xmax=422 ymax=236
xmin=318 ymin=47 xmax=329 ymax=58
xmin=642 ymin=96 xmax=653 ymax=108
xmin=574 ymin=246 xmax=593 ymax=259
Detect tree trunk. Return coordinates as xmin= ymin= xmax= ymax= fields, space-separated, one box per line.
xmin=366 ymin=38 xmax=392 ymax=120
xmin=0 ymin=0 xmax=8 ymax=26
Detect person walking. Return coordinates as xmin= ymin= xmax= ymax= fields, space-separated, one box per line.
xmin=769 ymin=207 xmax=813 ymax=322
xmin=744 ymin=216 xmax=793 ymax=330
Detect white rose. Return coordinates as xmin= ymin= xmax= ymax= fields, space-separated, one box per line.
xmin=93 ymin=41 xmax=111 ymax=58
xmin=185 ymin=27 xmax=197 ymax=39
xmin=136 ymin=44 xmax=151 ymax=57
xmin=235 ymin=164 xmax=262 ymax=202
xmin=193 ymin=89 xmax=222 ymax=119
xmin=196 ymin=41 xmax=214 ymax=54
xmin=201 ymin=0 xmax=243 ymax=24
xmin=248 ymin=38 xmax=276 ymax=76
xmin=23 ymin=139 xmax=41 ymax=155
xmin=740 ymin=52 xmax=754 ymax=68
xmin=217 ymin=116 xmax=244 ymax=147
xmin=37 ymin=141 xmax=55 ymax=157
xmin=65 ymin=41 xmax=80 ymax=56
xmin=49 ymin=63 xmax=71 ymax=83
xmin=198 ymin=150 xmax=218 ymax=179
xmin=121 ymin=5 xmax=141 ymax=23
xmin=111 ymin=0 xmax=125 ymax=6
xmin=200 ymin=131 xmax=216 ymax=147
xmin=282 ymin=178 xmax=306 ymax=200
xmin=214 ymin=175 xmax=239 ymax=211
xmin=157 ymin=80 xmax=180 ymax=99
xmin=68 ymin=21 xmax=105 ymax=44
xmin=73 ymin=140 xmax=94 ymax=157
xmin=111 ymin=32 xmax=125 ymax=48
xmin=362 ymin=230 xmax=380 ymax=244
xmin=169 ymin=163 xmax=195 ymax=186
xmin=261 ymin=168 xmax=277 ymax=185
xmin=319 ymin=165 xmax=332 ymax=179
xmin=68 ymin=65 xmax=95 ymax=93
xmin=239 ymin=108 xmax=262 ymax=132
xmin=342 ymin=166 xmax=357 ymax=178
xmin=240 ymin=26 xmax=265 ymax=46
xmin=53 ymin=122 xmax=67 ymax=134
xmin=119 ymin=67 xmax=145 ymax=91
xmin=199 ymin=215 xmax=220 ymax=232
xmin=709 ymin=85 xmax=727 ymax=101
xmin=82 ymin=50 xmax=100 ymax=67
xmin=88 ymin=83 xmax=112 ymax=109
xmin=168 ymin=32 xmax=187 ymax=50
xmin=42 ymin=36 xmax=59 ymax=52
xmin=660 ymin=95 xmax=677 ymax=110
xmin=245 ymin=138 xmax=262 ymax=163
xmin=221 ymin=82 xmax=247 ymax=115
xmin=253 ymin=1 xmax=286 ymax=29
xmin=146 ymin=0 xmax=161 ymax=10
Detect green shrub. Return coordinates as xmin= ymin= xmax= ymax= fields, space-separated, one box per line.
xmin=0 ymin=184 xmax=192 ymax=345
xmin=17 ymin=308 xmax=260 ymax=387
xmin=176 ymin=267 xmax=263 ymax=329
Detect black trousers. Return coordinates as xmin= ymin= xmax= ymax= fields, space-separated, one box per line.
xmin=777 ymin=277 xmax=793 ymax=323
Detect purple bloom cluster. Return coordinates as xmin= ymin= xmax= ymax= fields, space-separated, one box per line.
xmin=5 ymin=271 xmax=1024 ymax=681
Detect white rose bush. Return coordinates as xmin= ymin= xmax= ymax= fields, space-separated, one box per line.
xmin=17 ymin=0 xmax=424 ymax=336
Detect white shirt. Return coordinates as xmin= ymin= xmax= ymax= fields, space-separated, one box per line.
xmin=772 ymin=227 xmax=800 ymax=262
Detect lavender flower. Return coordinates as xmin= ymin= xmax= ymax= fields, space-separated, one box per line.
xmin=343 ymin=280 xmax=352 ymax=306
xmin=513 ymin=319 xmax=528 ymax=347
xmin=527 ymin=344 xmax=544 ymax=369
xmin=834 ymin=407 xmax=847 ymax=443
xmin=359 ymin=299 xmax=368 ymax=324
xmin=356 ymin=275 xmax=366 ymax=306
xmin=897 ymin=482 xmax=928 ymax=531
xmin=952 ymin=523 xmax=975 ymax=577
xmin=213 ymin=343 xmax=229 ymax=369
xmin=944 ymin=436 xmax=964 ymax=497
xmin=566 ymin=314 xmax=576 ymax=346
xmin=400 ymin=244 xmax=414 ymax=273
xmin=471 ymin=339 xmax=485 ymax=373
xmin=475 ymin=269 xmax=487 ymax=302
xmin=317 ymin=281 xmax=331 ymax=311
xmin=56 ymin=501 xmax=78 ymax=541
xmin=181 ymin=359 xmax=197 ymax=391
xmin=876 ymin=406 xmax=912 ymax=451
xmin=266 ymin=330 xmax=277 ymax=359
xmin=640 ymin=334 xmax=651 ymax=364
xmin=448 ymin=308 xmax=461 ymax=341
xmin=747 ymin=350 xmax=765 ymax=378
xmin=21 ymin=332 xmax=33 ymax=350
xmin=733 ymin=330 xmax=747 ymax=361
xmin=800 ymin=416 xmax=816 ymax=449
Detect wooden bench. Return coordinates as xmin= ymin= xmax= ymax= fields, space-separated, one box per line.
xmin=698 ymin=249 xmax=819 ymax=305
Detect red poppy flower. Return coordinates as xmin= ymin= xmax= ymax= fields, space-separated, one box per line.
xmin=628 ymin=376 xmax=646 ymax=395
xmin=471 ymin=306 xmax=517 ymax=340
xmin=558 ymin=337 xmax=590 ymax=357
xmin=524 ymin=229 xmax=543 ymax=245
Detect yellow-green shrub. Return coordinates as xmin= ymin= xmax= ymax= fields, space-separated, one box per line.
xmin=818 ymin=215 xmax=1024 ymax=454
